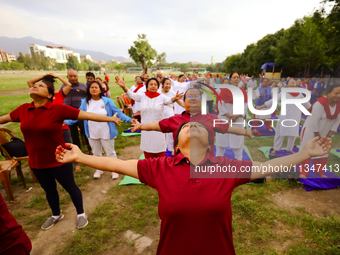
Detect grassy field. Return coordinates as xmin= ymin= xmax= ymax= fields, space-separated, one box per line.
xmin=1 ymin=72 xmax=340 ymax=254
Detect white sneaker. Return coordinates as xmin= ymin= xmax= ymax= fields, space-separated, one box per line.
xmin=111 ymin=172 xmax=119 ymax=180
xmin=93 ymin=170 xmax=103 ymax=179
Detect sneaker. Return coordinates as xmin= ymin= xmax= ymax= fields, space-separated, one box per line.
xmin=41 ymin=212 xmax=64 ymax=230
xmin=93 ymin=170 xmax=103 ymax=179
xmin=111 ymin=172 xmax=119 ymax=180
xmin=77 ymin=214 xmax=88 ymax=229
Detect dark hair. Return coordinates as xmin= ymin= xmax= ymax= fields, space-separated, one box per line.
xmin=145 ymin=78 xmax=160 ymax=91
xmin=229 ymin=72 xmax=239 ymax=79
xmin=86 ymin=72 xmax=95 ymax=78
xmin=183 ymin=88 xmax=201 ymax=101
xmin=174 ymin=122 xmax=213 ymax=154
xmin=86 ymin=81 xmax=105 ymax=103
xmin=42 ymin=75 xmax=55 ymax=102
xmin=179 ymin=74 xmax=185 ymax=79
xmin=327 ymin=84 xmax=340 ymax=94
xmin=135 ymin=76 xmax=142 ymax=81
xmin=161 ymin=78 xmax=171 ymax=87
xmin=263 ymin=78 xmax=269 ymax=82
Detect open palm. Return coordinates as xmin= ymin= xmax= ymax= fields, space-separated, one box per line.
xmin=55 ymin=144 xmax=82 ymax=164
xmin=303 ymin=136 xmax=332 ymax=158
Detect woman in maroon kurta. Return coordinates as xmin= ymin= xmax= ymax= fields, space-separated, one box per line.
xmin=56 ymin=122 xmax=331 ymax=255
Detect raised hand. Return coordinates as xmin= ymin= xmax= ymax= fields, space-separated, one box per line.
xmin=259 ymin=93 xmax=264 ymax=98
xmin=55 ymin=143 xmax=82 ymax=164
xmin=303 ymin=136 xmax=332 ymax=158
xmin=115 ymin=76 xmax=125 ymax=88
xmin=174 ymin=91 xmax=184 ymax=101
xmin=131 ymin=119 xmax=142 ymax=132
xmin=112 ymin=113 xmax=123 ymax=126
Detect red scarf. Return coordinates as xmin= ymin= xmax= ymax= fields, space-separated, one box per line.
xmin=130 ymin=84 xmax=145 ymax=106
xmin=145 ymin=91 xmax=160 ymax=99
xmin=216 ymin=87 xmax=247 ymax=115
xmin=288 ymin=92 xmax=300 ymax=97
xmin=312 ymin=96 xmax=340 ymax=119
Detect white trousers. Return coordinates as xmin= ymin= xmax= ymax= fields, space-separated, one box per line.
xmin=273 ymin=134 xmax=296 ymax=151
xmin=88 ymin=138 xmax=117 ymax=171
xmin=216 ymin=146 xmax=243 ymax=160
xmin=166 ymin=133 xmax=174 ymax=152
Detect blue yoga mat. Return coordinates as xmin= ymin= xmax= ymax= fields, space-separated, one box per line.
xmin=258 ymin=146 xmax=340 ymax=191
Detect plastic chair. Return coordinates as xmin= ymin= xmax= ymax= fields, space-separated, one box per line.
xmin=0 ymin=160 xmax=20 ymax=202
xmin=115 ymin=96 xmax=133 ymax=117
xmin=0 ymin=128 xmax=39 ymax=186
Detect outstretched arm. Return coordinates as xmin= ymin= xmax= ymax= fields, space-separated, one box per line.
xmin=56 ymin=144 xmax=139 ymax=178
xmin=131 ymin=120 xmax=161 ymax=132
xmin=227 ymin=126 xmax=253 ymax=139
xmin=0 ymin=114 xmax=13 ymax=125
xmin=78 ymin=111 xmax=123 ymax=126
xmin=251 ymin=136 xmax=331 ymax=180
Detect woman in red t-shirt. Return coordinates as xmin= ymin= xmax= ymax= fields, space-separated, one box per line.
xmin=56 ymin=122 xmax=330 ymax=255
xmin=0 ymin=75 xmax=123 ymax=231
xmin=27 ymin=73 xmax=82 ymax=173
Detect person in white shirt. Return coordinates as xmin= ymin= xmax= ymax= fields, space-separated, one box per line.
xmin=160 ymin=78 xmax=176 ymax=153
xmin=257 ymin=79 xmax=311 ymax=158
xmin=169 ymin=74 xmax=191 ymax=115
xmin=115 ymin=76 xmax=184 ymax=159
xmin=247 ymin=76 xmax=257 ymax=100
xmin=65 ymin=81 xmax=133 ymax=179
xmin=129 ymin=76 xmax=146 ymax=122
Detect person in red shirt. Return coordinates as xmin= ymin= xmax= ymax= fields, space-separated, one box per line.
xmin=130 ymin=88 xmax=253 ymax=157
xmin=56 ymin=122 xmax=331 ymax=255
xmin=0 ymin=74 xmax=123 ymax=231
xmin=27 ymin=73 xmax=82 ymax=173
xmin=0 ymin=193 xmax=32 ymax=255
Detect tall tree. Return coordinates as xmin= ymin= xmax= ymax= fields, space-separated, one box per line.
xmin=67 ymin=55 xmax=79 ymax=70
xmin=128 ymin=34 xmax=166 ymax=73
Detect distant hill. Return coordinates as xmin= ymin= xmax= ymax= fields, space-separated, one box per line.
xmin=0 ymin=36 xmax=127 ymax=62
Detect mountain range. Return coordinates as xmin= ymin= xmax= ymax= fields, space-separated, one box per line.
xmin=0 ymin=36 xmax=128 ymax=63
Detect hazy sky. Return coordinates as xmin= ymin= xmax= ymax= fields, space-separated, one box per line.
xmin=0 ymin=0 xmax=333 ymax=63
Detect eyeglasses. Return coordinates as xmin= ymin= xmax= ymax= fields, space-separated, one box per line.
xmin=186 ymin=95 xmax=201 ymax=99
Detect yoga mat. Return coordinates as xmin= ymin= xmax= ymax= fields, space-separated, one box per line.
xmin=258 ymin=146 xmax=340 ymax=191
xmin=214 ymin=145 xmax=253 ymax=161
xmin=119 ymin=151 xmax=173 ymax=185
xmin=121 ymin=128 xmax=141 ymax=137
xmin=119 ymin=154 xmax=144 ymax=185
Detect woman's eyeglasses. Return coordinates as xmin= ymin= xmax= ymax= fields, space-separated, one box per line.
xmin=186 ymin=95 xmax=201 ymax=99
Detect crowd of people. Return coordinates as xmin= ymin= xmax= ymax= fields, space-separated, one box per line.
xmin=0 ymin=69 xmax=337 ymax=255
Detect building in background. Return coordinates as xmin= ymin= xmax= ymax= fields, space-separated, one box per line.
xmin=98 ymin=60 xmax=106 ymax=66
xmin=80 ymin=54 xmax=92 ymax=62
xmin=0 ymin=50 xmax=9 ymax=62
xmin=211 ymin=56 xmax=215 ymax=65
xmin=7 ymin=54 xmax=16 ymax=62
xmin=109 ymin=59 xmax=120 ymax=64
xmin=27 ymin=44 xmax=81 ymax=63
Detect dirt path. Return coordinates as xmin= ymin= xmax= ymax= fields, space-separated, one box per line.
xmin=272 ymin=188 xmax=340 ymax=216
xmin=28 ymin=145 xmax=142 ymax=255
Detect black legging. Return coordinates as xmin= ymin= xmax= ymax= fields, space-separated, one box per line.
xmin=32 ymin=163 xmax=84 ymax=215
xmin=69 ymin=121 xmax=90 ymax=151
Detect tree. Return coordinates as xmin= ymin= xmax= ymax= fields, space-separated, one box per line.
xmin=82 ymin=62 xmax=89 ymax=71
xmin=55 ymin=63 xmax=66 ymax=70
xmin=116 ymin=64 xmax=125 ymax=74
xmin=128 ymin=34 xmax=166 ymax=73
xmin=67 ymin=55 xmax=79 ymax=70
xmin=0 ymin=62 xmax=10 ymax=70
xmin=10 ymin=61 xmax=24 ymax=70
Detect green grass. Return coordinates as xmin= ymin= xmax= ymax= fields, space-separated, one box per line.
xmin=57 ymin=185 xmax=159 ymax=255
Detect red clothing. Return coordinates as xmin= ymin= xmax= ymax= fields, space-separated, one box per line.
xmin=105 ymin=75 xmax=109 ymax=82
xmin=53 ymin=90 xmax=69 ymax=130
xmin=0 ymin=194 xmax=31 ymax=254
xmin=137 ymin=153 xmax=252 ymax=255
xmin=10 ymin=101 xmax=80 ymax=169
xmin=159 ymin=111 xmax=230 ymax=156
xmin=144 ymin=151 xmax=165 ymax=159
